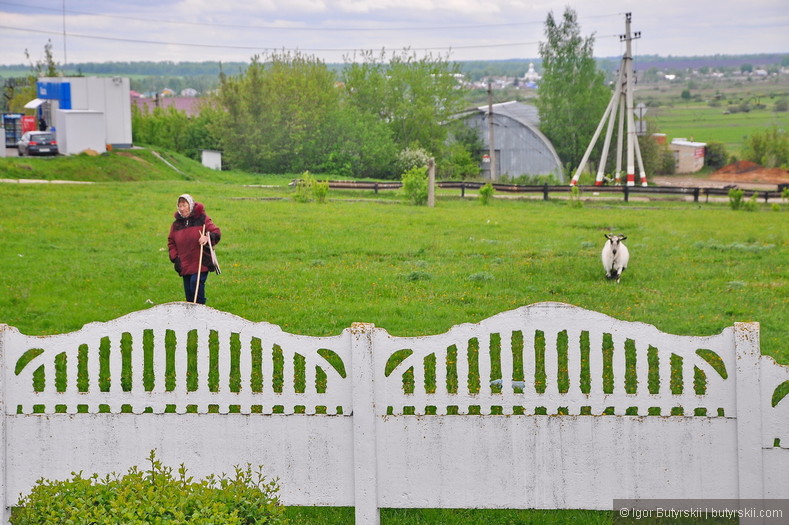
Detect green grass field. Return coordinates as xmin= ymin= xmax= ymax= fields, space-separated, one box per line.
xmin=1 ymin=152 xmax=787 ymax=524
xmin=639 ymin=75 xmax=789 ymax=157
xmin=648 ymin=102 xmax=789 ymax=155
xmin=1 ymin=178 xmax=787 ymax=364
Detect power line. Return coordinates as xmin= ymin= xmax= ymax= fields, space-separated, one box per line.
xmin=2 ymin=24 xmax=621 ymax=54
xmin=0 ymin=1 xmax=595 ymax=32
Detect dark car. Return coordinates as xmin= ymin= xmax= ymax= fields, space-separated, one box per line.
xmin=17 ymin=131 xmax=58 ymax=156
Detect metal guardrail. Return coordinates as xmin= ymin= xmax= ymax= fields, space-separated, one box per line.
xmin=313 ymin=180 xmax=786 ymax=203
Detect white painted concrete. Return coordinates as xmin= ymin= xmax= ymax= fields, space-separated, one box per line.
xmin=0 ymin=302 xmax=787 ymax=524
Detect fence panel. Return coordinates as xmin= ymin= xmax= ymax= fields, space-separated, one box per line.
xmin=1 ymin=301 xmax=787 ymax=525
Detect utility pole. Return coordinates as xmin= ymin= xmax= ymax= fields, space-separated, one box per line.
xmin=622 ymin=12 xmax=645 ymax=186
xmin=487 ymin=81 xmax=497 ymax=181
xmin=571 ymin=13 xmax=646 ymax=187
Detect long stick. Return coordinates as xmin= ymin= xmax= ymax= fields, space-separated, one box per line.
xmin=193 ymin=224 xmax=206 ymax=303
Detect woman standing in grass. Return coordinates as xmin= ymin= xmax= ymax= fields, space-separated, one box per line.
xmin=167 ymin=194 xmax=221 ymax=304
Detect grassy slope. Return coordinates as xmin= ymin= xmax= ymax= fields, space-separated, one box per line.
xmin=0 ymin=147 xmax=288 ymax=184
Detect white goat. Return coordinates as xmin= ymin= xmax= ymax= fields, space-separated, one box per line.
xmin=601 ymin=234 xmax=629 ymax=283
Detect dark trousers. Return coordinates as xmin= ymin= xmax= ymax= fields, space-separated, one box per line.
xmin=182 ymin=272 xmax=208 ymax=304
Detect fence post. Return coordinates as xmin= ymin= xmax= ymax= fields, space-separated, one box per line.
xmin=693 ymin=187 xmax=700 ymax=202
xmin=460 ymin=182 xmax=465 ymax=198
xmin=350 ymin=323 xmax=380 ymax=525
xmin=0 ymin=325 xmax=8 ymax=524
xmin=623 ymin=185 xmax=629 ymax=202
xmin=427 ymin=158 xmax=436 ymax=208
xmin=542 ymin=183 xmax=549 ymax=201
xmin=733 ymin=322 xmax=765 ymax=500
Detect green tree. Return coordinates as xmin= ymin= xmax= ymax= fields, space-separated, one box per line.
xmin=742 ymin=127 xmax=789 ymax=169
xmin=342 ymin=49 xmax=466 ymax=158
xmin=215 ymin=52 xmax=342 ymax=173
xmin=319 ymin=103 xmax=398 ymax=178
xmin=131 ymin=102 xmax=222 ymax=160
xmin=704 ymin=141 xmax=729 ymax=170
xmin=7 ymin=39 xmax=61 ymax=112
xmin=536 ymin=7 xmax=610 ymax=169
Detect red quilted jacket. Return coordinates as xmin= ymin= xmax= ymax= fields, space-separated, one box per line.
xmin=167 ymin=202 xmax=221 ymax=275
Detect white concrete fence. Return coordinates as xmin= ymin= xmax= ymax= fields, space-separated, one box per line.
xmin=0 ymin=302 xmax=787 ymax=524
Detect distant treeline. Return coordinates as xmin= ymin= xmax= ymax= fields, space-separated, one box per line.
xmin=1 ymin=53 xmax=786 ymax=94
xmin=2 ymin=53 xmax=786 ymax=78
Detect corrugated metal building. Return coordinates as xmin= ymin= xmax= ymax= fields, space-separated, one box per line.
xmin=455 ymin=101 xmax=564 ymax=181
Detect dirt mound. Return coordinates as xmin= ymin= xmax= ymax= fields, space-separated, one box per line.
xmin=710 ymin=161 xmax=789 ymax=184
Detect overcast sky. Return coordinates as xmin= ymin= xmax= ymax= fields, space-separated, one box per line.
xmin=1 ymin=0 xmax=787 ymax=66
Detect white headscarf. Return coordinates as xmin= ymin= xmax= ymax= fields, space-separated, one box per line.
xmin=177 ymin=193 xmax=195 ymax=217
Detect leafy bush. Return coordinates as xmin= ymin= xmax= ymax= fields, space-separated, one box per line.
xmin=437 ymin=142 xmax=479 ymax=180
xmin=728 ymin=188 xmax=745 ymax=210
xmin=402 ymin=166 xmax=429 ymax=206
xmin=704 ymin=141 xmax=729 ymax=170
xmin=658 ymin=150 xmax=676 ymax=175
xmin=478 ymin=183 xmax=495 ymax=205
xmin=11 ymin=450 xmax=286 ymax=525
xmin=499 ymin=173 xmax=563 ymax=185
xmin=568 ymin=184 xmax=583 ymax=208
xmin=743 ymin=192 xmax=760 ymax=212
xmin=396 ymin=147 xmax=431 ymax=176
xmin=131 ymin=104 xmax=221 ymax=161
xmin=293 ymin=171 xmax=329 ymax=203
xmin=742 ymin=127 xmax=789 ymax=169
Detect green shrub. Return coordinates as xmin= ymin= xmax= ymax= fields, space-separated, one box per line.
xmin=569 ymin=185 xmax=583 ymax=208
xmin=743 ymin=192 xmax=760 ymax=212
xmin=478 ymin=183 xmax=495 ymax=205
xmin=704 ymin=142 xmax=729 ymax=170
xmin=395 ymin=147 xmax=431 ymax=176
xmin=728 ymin=188 xmax=745 ymax=210
xmin=11 ymin=450 xmax=286 ymax=525
xmin=499 ymin=173 xmax=562 ymax=185
xmin=312 ymin=178 xmax=329 ymax=204
xmin=402 ymin=166 xmax=429 ymax=206
xmin=294 ymin=171 xmax=328 ymax=203
xmin=742 ymin=127 xmax=789 ymax=169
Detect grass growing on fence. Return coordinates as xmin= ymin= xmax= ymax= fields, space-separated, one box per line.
xmin=285 ymin=506 xmax=615 ymax=524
